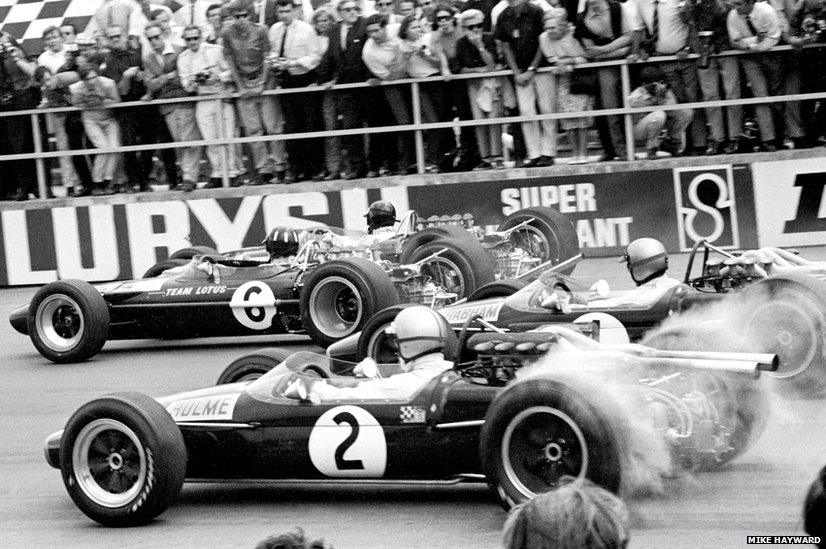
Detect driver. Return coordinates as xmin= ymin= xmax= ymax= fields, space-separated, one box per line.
xmin=604 ymin=237 xmax=680 ymax=305
xmin=318 ymin=200 xmax=400 ymax=249
xmin=263 ymin=226 xmax=300 ymax=262
xmin=285 ymin=306 xmax=453 ymax=401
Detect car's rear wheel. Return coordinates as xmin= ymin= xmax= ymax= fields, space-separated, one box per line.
xmin=169 ymin=246 xmax=217 ymax=260
xmin=405 ymin=238 xmax=495 ymax=300
xmin=466 ymin=279 xmax=528 ymax=302
xmin=480 ymin=378 xmax=621 ymax=508
xmin=27 ymin=280 xmax=110 ymax=363
xmin=354 ymin=305 xmax=459 ymax=364
xmin=59 ymin=392 xmax=186 ymax=526
xmin=498 ymin=207 xmax=579 ymax=273
xmin=142 ymin=259 xmax=188 ymax=278
xmin=217 ymin=348 xmax=293 ymax=385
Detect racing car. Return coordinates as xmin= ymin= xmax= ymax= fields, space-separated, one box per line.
xmin=9 ymin=207 xmax=579 ymax=364
xmin=44 ymin=322 xmax=776 ymax=526
xmin=334 ymin=241 xmax=826 ymax=398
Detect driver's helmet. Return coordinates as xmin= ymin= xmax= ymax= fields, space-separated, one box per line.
xmin=364 ymin=200 xmax=397 ymax=233
xmin=264 ymin=226 xmax=300 ymax=258
xmin=620 ymin=238 xmax=668 ymax=286
xmin=387 ymin=306 xmax=449 ymax=363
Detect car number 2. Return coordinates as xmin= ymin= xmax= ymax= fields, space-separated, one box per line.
xmin=308 ymin=406 xmax=387 ymax=478
xmin=230 ymin=281 xmax=278 ymax=330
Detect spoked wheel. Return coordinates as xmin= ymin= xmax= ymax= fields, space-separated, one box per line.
xmin=420 ymin=255 xmax=467 ymax=297
xmin=406 ymin=238 xmax=495 ymax=300
xmin=498 ymin=207 xmax=580 ymax=273
xmin=501 ymin=406 xmax=588 ymax=500
xmin=508 ymin=225 xmax=552 ymax=264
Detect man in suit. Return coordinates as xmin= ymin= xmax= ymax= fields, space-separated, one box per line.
xmin=317 ymin=0 xmax=373 ymax=179
xmin=143 ymin=22 xmax=202 ymax=191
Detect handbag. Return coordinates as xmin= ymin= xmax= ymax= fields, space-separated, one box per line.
xmin=569 ymin=68 xmax=597 ymax=95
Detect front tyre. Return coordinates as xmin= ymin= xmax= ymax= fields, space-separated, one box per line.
xmin=498 ymin=207 xmax=579 ymax=272
xmin=216 ymin=348 xmax=293 ymax=384
xmin=480 ymin=378 xmax=621 ymax=508
xmin=27 ymin=280 xmax=110 ymax=363
xmin=59 ymin=392 xmax=186 ymax=526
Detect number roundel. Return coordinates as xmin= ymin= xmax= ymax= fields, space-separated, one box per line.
xmin=230 ymin=281 xmax=278 ymax=330
xmin=308 ymin=406 xmax=387 ymax=478
xmin=574 ymin=312 xmax=629 ymax=344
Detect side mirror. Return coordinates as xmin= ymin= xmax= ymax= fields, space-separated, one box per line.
xmin=589 ymin=279 xmax=610 ymax=298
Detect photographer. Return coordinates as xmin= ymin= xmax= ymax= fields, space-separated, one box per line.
xmin=790 ymin=0 xmax=826 ymax=146
xmin=0 ymin=32 xmax=38 ymax=201
xmin=628 ymin=66 xmax=693 ymax=159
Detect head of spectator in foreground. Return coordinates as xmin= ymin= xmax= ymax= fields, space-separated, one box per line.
xmin=399 ymin=0 xmax=418 ymax=18
xmin=254 ymin=527 xmax=333 ymax=549
xmin=365 ymin=14 xmax=390 ymax=43
xmin=227 ymin=0 xmax=254 ymax=32
xmin=277 ymin=0 xmax=298 ymax=25
xmin=433 ymin=4 xmax=457 ymax=32
xmin=502 ymin=477 xmax=631 ymax=549
xmin=207 ymin=3 xmax=225 ymax=32
xmin=337 ymin=0 xmax=363 ymax=25
xmin=105 ymin=25 xmax=128 ymax=51
xmin=150 ymin=8 xmax=173 ymax=38
xmin=183 ymin=25 xmax=203 ymax=52
xmin=804 ymin=465 xmax=826 ymax=546
xmin=398 ymin=14 xmax=423 ymax=40
xmin=76 ymin=53 xmax=103 ymax=80
xmin=61 ymin=24 xmax=78 ymax=45
xmin=312 ymin=6 xmax=336 ymax=34
xmin=42 ymin=26 xmax=64 ymax=53
xmin=543 ymin=7 xmax=569 ymax=39
xmin=376 ymin=0 xmax=396 ymax=16
xmin=458 ymin=9 xmax=484 ymax=33
xmin=145 ymin=23 xmax=167 ymax=53
xmin=732 ymin=0 xmax=756 ymax=16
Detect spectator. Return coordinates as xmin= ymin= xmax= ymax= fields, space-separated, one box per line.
xmin=686 ymin=0 xmax=743 ymax=155
xmin=143 ymin=22 xmax=202 ymax=191
xmin=635 ymin=0 xmax=706 ymax=156
xmin=789 ymin=0 xmax=826 ymax=146
xmin=463 ymin=0 xmax=497 ymax=31
xmin=495 ymin=0 xmax=557 ymax=168
xmin=178 ymin=25 xmax=242 ymax=186
xmin=540 ymin=8 xmax=593 ymax=164
xmin=501 ymin=477 xmax=631 ymax=549
xmin=312 ymin=6 xmax=343 ymax=180
xmin=375 ymin=0 xmax=404 ymax=36
xmin=772 ymin=0 xmax=807 ymax=149
xmin=420 ymin=0 xmax=438 ymax=23
xmin=223 ymin=0 xmax=284 ymax=185
xmin=628 ymin=66 xmax=693 ymax=159
xmin=316 ymin=0 xmax=372 ymax=179
xmin=205 ymin=3 xmax=226 ymax=44
xmin=173 ymin=0 xmax=216 ymax=31
xmin=86 ymin=0 xmax=138 ymax=38
xmin=398 ymin=0 xmax=420 ymax=20
xmin=456 ymin=8 xmax=508 ymax=170
xmin=270 ymin=0 xmax=325 ymax=181
xmin=130 ymin=1 xmax=177 ymax=51
xmin=804 ymin=464 xmax=826 ymax=546
xmin=251 ymin=0 xmax=281 ymax=27
xmin=38 ymin=26 xmax=70 ymax=73
xmin=727 ymin=0 xmax=782 ymax=151
xmin=60 ymin=24 xmax=79 ymax=46
xmin=150 ymin=7 xmax=185 ymax=48
xmin=0 ymin=32 xmax=39 ymax=202
xmin=68 ymin=54 xmax=122 ymax=196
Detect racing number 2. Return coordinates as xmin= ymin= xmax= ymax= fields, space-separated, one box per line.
xmin=333 ymin=412 xmax=364 ymax=470
xmin=308 ymin=405 xmax=387 ymax=478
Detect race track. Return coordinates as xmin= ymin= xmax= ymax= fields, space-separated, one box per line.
xmin=2 ymin=251 xmax=825 ymax=548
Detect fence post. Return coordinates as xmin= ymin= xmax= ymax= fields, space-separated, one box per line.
xmin=620 ymin=63 xmax=634 ymax=161
xmin=30 ymin=113 xmax=48 ymax=199
xmin=411 ymin=81 xmax=425 ymax=174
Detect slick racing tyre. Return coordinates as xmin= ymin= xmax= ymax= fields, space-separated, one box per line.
xmin=142 ymin=259 xmax=188 ymax=278
xmin=169 ymin=246 xmax=218 ymax=260
xmin=498 ymin=207 xmax=579 ymax=273
xmin=401 ymin=224 xmax=480 ymax=251
xmin=59 ymin=392 xmax=186 ymax=526
xmin=641 ymin=326 xmax=770 ymax=468
xmin=466 ymin=279 xmax=528 ymax=302
xmin=405 ymin=238 xmax=495 ymax=299
xmin=738 ymin=276 xmax=826 ymax=398
xmin=216 ymin=348 xmax=293 ymax=384
xmin=301 ymin=257 xmax=400 ymax=348
xmin=27 ymin=280 xmax=110 ymax=363
xmin=480 ymin=378 xmax=621 ymax=509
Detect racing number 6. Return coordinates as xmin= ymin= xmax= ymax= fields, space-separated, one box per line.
xmin=333 ymin=412 xmax=364 ymax=470
xmin=243 ymin=286 xmax=266 ymax=323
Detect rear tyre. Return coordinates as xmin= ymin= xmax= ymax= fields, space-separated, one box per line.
xmin=498 ymin=207 xmax=579 ymax=273
xmin=27 ymin=280 xmax=110 ymax=363
xmin=480 ymin=378 xmax=621 ymax=509
xmin=354 ymin=304 xmax=458 ymax=364
xmin=142 ymin=259 xmax=188 ymax=278
xmin=405 ymin=238 xmax=495 ymax=299
xmin=301 ymin=258 xmax=399 ymax=348
xmin=216 ymin=348 xmax=293 ymax=385
xmin=466 ymin=279 xmax=528 ymax=302
xmin=169 ymin=246 xmax=217 ymax=260
xmin=400 ymin=225 xmax=479 ymax=258
xmin=59 ymin=392 xmax=186 ymax=526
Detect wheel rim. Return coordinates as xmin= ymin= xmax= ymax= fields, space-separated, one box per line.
xmin=748 ymin=299 xmax=821 ymax=379
xmin=309 ymin=276 xmax=363 ymax=338
xmin=501 ymin=406 xmax=588 ymax=500
xmin=36 ymin=295 xmax=85 ymax=352
xmin=509 ymin=225 xmax=553 ymax=262
xmin=366 ymin=322 xmax=400 ymax=363
xmin=420 ymin=257 xmax=466 ymax=297
xmin=72 ymin=419 xmax=148 ymax=508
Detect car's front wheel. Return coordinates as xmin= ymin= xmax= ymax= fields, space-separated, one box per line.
xmin=216 ymin=348 xmax=293 ymax=384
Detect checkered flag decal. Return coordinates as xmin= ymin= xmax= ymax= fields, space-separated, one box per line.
xmin=399 ymin=406 xmax=426 ymax=424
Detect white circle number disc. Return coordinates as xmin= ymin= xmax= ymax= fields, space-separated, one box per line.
xmin=230 ymin=281 xmax=277 ymax=330
xmin=308 ymin=406 xmax=387 ymax=478
xmin=575 ymin=312 xmax=630 ymax=344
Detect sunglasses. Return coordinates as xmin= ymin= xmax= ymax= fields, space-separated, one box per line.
xmin=184 ymin=36 xmax=201 ymax=41
xmin=466 ymin=23 xmax=483 ymax=29
xmin=61 ymin=31 xmax=74 ymax=36
xmin=436 ymin=14 xmax=452 ymax=20
xmin=377 ymin=1 xmax=393 ymax=5
xmin=232 ymin=12 xmax=250 ymax=18
xmin=106 ymin=34 xmax=122 ymax=39
xmin=147 ymin=34 xmax=163 ymax=40
xmin=340 ymin=5 xmax=361 ymax=11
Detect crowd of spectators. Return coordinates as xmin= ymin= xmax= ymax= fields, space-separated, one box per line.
xmin=0 ymin=0 xmax=825 ymax=200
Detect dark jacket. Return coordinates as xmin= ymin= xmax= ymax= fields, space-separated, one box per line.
xmin=455 ymin=33 xmax=500 ymax=70
xmin=317 ymin=19 xmax=371 ymax=84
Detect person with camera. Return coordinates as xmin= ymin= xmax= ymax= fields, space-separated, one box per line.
xmin=177 ymin=24 xmax=242 ymax=187
xmin=628 ymin=66 xmax=693 ymax=159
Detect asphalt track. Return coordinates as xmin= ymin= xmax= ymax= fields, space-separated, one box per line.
xmin=2 ymin=250 xmax=826 ymax=548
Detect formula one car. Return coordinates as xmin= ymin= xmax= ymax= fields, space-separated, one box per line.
xmin=336 ymin=242 xmax=826 ymax=397
xmin=44 ymin=324 xmax=776 ymax=526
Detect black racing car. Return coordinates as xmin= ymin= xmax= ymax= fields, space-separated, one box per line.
xmin=44 ymin=327 xmax=776 ymax=526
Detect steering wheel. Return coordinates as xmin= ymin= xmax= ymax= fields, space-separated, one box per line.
xmin=300 ymin=364 xmax=330 ymax=379
xmin=454 ymin=314 xmax=487 ymax=365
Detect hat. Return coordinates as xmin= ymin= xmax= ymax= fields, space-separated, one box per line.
xmin=458 ymin=9 xmax=484 ymax=26
xmin=75 ymin=33 xmax=96 ymax=46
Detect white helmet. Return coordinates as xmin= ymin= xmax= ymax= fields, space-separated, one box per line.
xmin=387 ymin=306 xmax=450 ymax=364
xmin=620 ymin=238 xmax=668 ymax=285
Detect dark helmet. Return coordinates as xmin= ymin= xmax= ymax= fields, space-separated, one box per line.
xmin=364 ymin=200 xmax=396 ymax=233
xmin=264 ymin=226 xmax=300 ymax=258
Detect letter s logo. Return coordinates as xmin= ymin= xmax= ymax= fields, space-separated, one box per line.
xmin=673 ymin=166 xmax=739 ymax=251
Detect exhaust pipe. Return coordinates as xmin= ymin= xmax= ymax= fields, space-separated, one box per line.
xmin=602 ymin=344 xmax=779 ymax=373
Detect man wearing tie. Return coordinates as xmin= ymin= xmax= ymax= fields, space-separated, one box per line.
xmin=317 ymin=0 xmax=372 ymax=179
xmin=172 ymin=0 xmax=214 ymax=31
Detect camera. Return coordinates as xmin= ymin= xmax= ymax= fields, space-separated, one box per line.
xmin=194 ymin=71 xmax=211 ymax=85
xmin=801 ymin=17 xmax=826 ymax=41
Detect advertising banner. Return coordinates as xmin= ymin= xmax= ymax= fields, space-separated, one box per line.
xmin=0 ymin=164 xmax=757 ymax=286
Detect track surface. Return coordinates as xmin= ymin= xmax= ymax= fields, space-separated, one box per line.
xmin=2 ymin=251 xmax=825 ymax=548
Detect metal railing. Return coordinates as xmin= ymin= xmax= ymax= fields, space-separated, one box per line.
xmin=1 ymin=43 xmax=823 ymax=200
